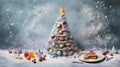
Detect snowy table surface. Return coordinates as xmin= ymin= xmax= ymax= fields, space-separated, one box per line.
xmin=0 ymin=50 xmax=120 ymax=67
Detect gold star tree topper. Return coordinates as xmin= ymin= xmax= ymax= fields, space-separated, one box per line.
xmin=59 ymin=7 xmax=64 ymax=13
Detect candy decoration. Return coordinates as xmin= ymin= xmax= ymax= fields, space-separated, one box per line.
xmin=58 ymin=30 xmax=63 ymax=35
xmin=59 ymin=44 xmax=64 ymax=48
xmin=56 ymin=24 xmax=62 ymax=28
xmin=29 ymin=51 xmax=35 ymax=58
xmin=57 ymin=50 xmax=62 ymax=56
xmin=24 ymin=52 xmax=29 ymax=57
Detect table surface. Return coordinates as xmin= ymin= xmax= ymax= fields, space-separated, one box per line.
xmin=0 ymin=50 xmax=120 ymax=67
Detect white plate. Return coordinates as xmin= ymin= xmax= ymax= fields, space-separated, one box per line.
xmin=79 ymin=53 xmax=105 ymax=63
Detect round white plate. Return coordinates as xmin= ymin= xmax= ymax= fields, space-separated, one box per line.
xmin=79 ymin=53 xmax=105 ymax=63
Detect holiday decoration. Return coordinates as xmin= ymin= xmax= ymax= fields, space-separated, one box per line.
xmin=58 ymin=30 xmax=64 ymax=35
xmin=59 ymin=36 xmax=65 ymax=41
xmin=59 ymin=43 xmax=64 ymax=48
xmin=47 ymin=7 xmax=77 ymax=57
xmin=59 ymin=7 xmax=64 ymax=13
xmin=57 ymin=50 xmax=62 ymax=56
xmin=18 ymin=50 xmax=22 ymax=54
xmin=61 ymin=20 xmax=66 ymax=25
xmin=13 ymin=50 xmax=17 ymax=54
xmin=102 ymin=51 xmax=107 ymax=56
xmin=9 ymin=50 xmax=12 ymax=54
xmin=51 ymin=35 xmax=55 ymax=39
xmin=29 ymin=51 xmax=35 ymax=58
xmin=110 ymin=53 xmax=113 ymax=56
xmin=24 ymin=52 xmax=29 ymax=58
xmin=57 ymin=24 xmax=62 ymax=28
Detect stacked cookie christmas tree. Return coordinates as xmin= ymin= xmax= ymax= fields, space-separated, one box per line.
xmin=47 ymin=7 xmax=77 ymax=57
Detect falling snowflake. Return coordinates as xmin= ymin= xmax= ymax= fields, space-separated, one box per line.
xmin=109 ymin=5 xmax=112 ymax=8
xmin=10 ymin=23 xmax=14 ymax=26
xmin=6 ymin=8 xmax=10 ymax=11
xmin=97 ymin=15 xmax=100 ymax=18
xmin=96 ymin=6 xmax=98 ymax=8
xmin=105 ymin=16 xmax=108 ymax=18
xmin=97 ymin=1 xmax=99 ymax=4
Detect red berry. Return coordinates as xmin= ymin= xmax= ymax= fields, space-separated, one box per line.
xmin=51 ymin=35 xmax=55 ymax=39
xmin=102 ymin=51 xmax=107 ymax=56
xmin=9 ymin=50 xmax=12 ymax=54
xmin=24 ymin=52 xmax=29 ymax=57
xmin=110 ymin=53 xmax=113 ymax=56
xmin=62 ymin=21 xmax=66 ymax=25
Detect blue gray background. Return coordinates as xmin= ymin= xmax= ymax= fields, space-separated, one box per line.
xmin=0 ymin=0 xmax=120 ymax=50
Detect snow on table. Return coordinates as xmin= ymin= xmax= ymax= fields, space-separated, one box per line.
xmin=0 ymin=50 xmax=120 ymax=67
